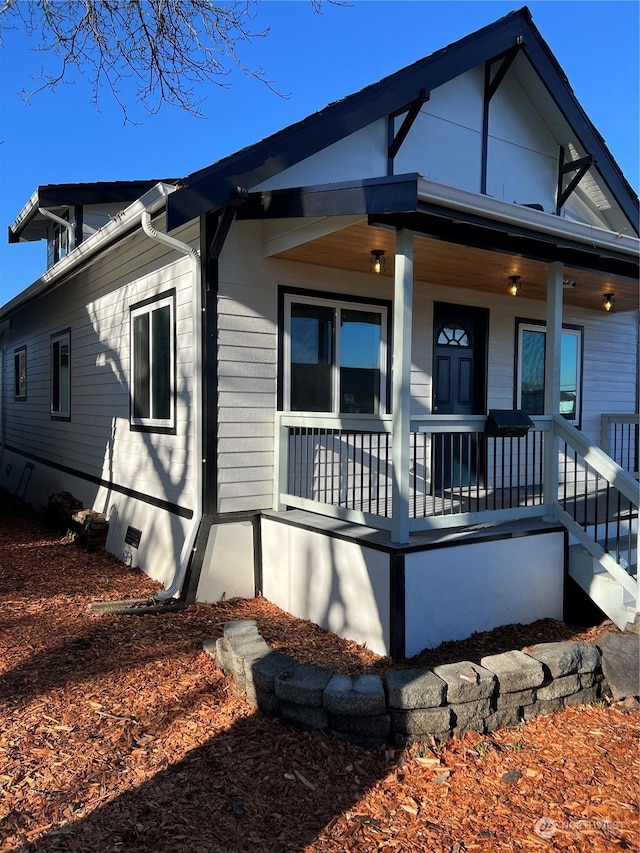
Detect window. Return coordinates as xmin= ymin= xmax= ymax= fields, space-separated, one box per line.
xmin=283 ymin=293 xmax=388 ymax=413
xmin=516 ymin=320 xmax=583 ymax=424
xmin=47 ymin=213 xmax=71 ymax=268
xmin=437 ymin=324 xmax=470 ymax=347
xmin=130 ymin=292 xmax=175 ymax=430
xmin=14 ymin=346 xmax=26 ymax=400
xmin=51 ymin=331 xmax=71 ymax=417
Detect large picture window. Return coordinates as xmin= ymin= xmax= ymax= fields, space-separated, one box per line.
xmin=283 ymin=293 xmax=388 ymax=414
xmin=51 ymin=331 xmax=71 ymax=418
xmin=14 ymin=346 xmax=26 ymax=400
xmin=130 ymin=292 xmax=175 ymax=431
xmin=516 ymin=320 xmax=583 ymax=424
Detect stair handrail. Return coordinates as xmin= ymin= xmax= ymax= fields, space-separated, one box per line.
xmin=553 ymin=415 xmax=640 ymax=507
xmin=552 ymin=414 xmax=638 ymax=604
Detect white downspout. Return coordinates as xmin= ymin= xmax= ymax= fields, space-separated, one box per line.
xmin=140 ymin=211 xmax=203 ymax=601
xmin=38 ymin=207 xmax=76 ymax=247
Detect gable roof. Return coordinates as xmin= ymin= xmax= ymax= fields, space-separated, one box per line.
xmin=9 ymin=180 xmax=179 ymax=244
xmin=166 ymin=6 xmax=638 ymax=236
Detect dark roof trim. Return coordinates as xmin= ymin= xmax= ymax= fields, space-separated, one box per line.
xmin=166 ymin=6 xmax=638 ymax=236
xmin=37 ymin=180 xmax=179 ymax=206
xmin=166 ymin=9 xmax=535 ymax=230
xmin=372 ymin=207 xmax=639 ymax=280
xmin=9 ymin=179 xmax=179 ymax=243
xmin=237 ymin=174 xmax=421 ymax=220
xmin=518 ymin=26 xmax=639 ymax=233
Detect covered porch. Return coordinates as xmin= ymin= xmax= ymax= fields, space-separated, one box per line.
xmin=255 ymin=175 xmax=639 ymax=650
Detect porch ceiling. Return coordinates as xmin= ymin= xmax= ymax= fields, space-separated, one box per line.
xmin=272 ymin=220 xmax=639 ymax=313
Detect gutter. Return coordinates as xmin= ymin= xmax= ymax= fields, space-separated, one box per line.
xmin=0 ymin=182 xmax=178 ymax=321
xmin=416 ymin=178 xmax=640 ymax=259
xmin=139 ymin=212 xmax=203 ymax=602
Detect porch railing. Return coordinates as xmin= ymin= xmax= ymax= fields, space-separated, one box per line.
xmin=274 ymin=413 xmax=552 ymax=531
xmin=274 ymin=411 xmax=638 ymax=612
xmin=601 ymin=413 xmax=639 ymax=477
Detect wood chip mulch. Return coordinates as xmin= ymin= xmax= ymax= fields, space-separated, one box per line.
xmin=1 ymin=488 xmax=638 ymax=853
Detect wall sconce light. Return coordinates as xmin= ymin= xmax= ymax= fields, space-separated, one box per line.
xmin=370 ymin=249 xmax=386 ymax=274
xmin=507 ymin=275 xmax=521 ymax=296
xmin=602 ymin=293 xmax=615 ymax=312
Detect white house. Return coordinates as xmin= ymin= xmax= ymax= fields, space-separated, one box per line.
xmin=1 ymin=7 xmax=638 ymax=656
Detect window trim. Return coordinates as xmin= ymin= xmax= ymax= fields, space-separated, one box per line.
xmin=280 ymin=288 xmax=391 ymax=415
xmin=514 ymin=318 xmax=584 ymax=427
xmin=14 ymin=346 xmax=27 ymax=401
xmin=50 ymin=329 xmax=71 ymax=420
xmin=129 ymin=289 xmax=177 ymax=434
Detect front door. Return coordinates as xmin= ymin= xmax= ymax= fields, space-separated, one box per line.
xmin=432 ymin=303 xmax=488 ymax=491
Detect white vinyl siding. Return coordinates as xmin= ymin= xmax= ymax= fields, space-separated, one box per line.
xmin=1 ymin=220 xmax=199 ymax=513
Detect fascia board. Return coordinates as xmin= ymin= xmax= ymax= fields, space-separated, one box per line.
xmin=9 ymin=180 xmax=180 ymax=243
xmin=416 ymin=178 xmax=640 ymax=260
xmin=239 ymin=174 xmax=421 ymax=220
xmin=8 ymin=189 xmax=40 ymax=243
xmin=519 ymin=27 xmax=639 ymax=233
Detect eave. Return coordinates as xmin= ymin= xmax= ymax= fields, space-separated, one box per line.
xmin=1 ymin=183 xmax=177 ymax=321
xmin=9 ymin=179 xmax=179 ymax=244
xmin=245 ymin=175 xmax=639 ymax=312
xmin=166 ymin=7 xmax=638 ymax=236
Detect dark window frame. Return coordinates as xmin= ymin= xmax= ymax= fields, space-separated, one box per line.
xmin=514 ymin=317 xmax=584 ymax=428
xmin=14 ymin=346 xmax=27 ymax=400
xmin=129 ymin=289 xmax=177 ymax=434
xmin=278 ymin=286 xmax=392 ymax=415
xmin=50 ymin=329 xmax=71 ymax=421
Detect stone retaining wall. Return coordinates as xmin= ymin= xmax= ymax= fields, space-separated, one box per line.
xmin=205 ymin=620 xmax=607 ymax=748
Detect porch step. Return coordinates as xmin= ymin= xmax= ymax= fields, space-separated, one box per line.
xmin=568 ymin=544 xmax=638 ymax=631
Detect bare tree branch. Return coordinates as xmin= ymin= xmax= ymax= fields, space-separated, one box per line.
xmin=0 ymin=0 xmax=341 ymax=122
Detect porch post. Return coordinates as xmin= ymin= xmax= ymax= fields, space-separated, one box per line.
xmin=543 ymin=261 xmax=563 ymax=510
xmin=391 ymin=227 xmax=414 ymax=544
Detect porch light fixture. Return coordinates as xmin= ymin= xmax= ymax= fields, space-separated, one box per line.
xmin=602 ymin=293 xmax=615 ymax=312
xmin=370 ymin=249 xmax=386 ymax=274
xmin=507 ymin=275 xmax=521 ymax=297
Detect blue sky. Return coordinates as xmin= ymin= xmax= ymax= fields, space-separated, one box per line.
xmin=1 ymin=1 xmax=638 ymax=308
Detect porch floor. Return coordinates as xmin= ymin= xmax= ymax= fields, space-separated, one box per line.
xmin=291 ymin=480 xmax=635 ymax=529
xmin=262 ymin=508 xmax=562 ymax=553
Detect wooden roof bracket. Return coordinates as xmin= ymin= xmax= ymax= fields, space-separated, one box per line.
xmin=387 ymin=89 xmax=430 ymax=175
xmin=481 ymin=43 xmax=521 ymax=194
xmin=206 ymin=187 xmax=248 ymax=261
xmin=556 ymin=147 xmax=596 ymax=215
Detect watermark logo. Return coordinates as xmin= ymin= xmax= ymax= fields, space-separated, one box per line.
xmin=534 ymin=816 xmax=620 ymax=840
xmin=534 ymin=817 xmax=558 ymax=839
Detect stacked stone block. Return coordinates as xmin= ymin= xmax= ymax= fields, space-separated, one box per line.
xmin=324 ymin=674 xmax=390 ymax=747
xmin=384 ymin=669 xmax=449 ymax=747
xmin=204 ymin=622 xmax=608 ymax=748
